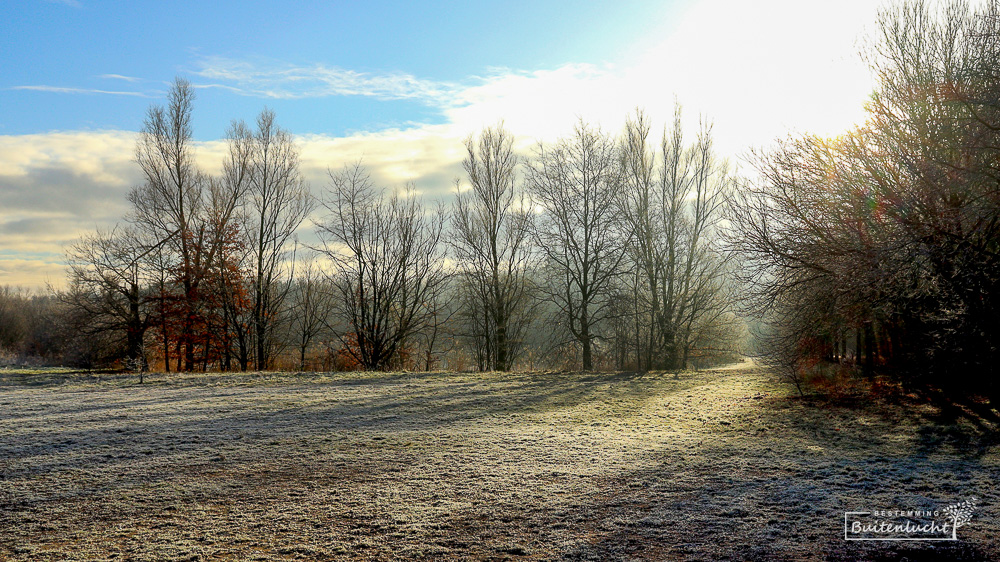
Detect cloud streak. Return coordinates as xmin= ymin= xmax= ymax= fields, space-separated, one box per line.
xmin=98 ymin=74 xmax=142 ymax=83
xmin=11 ymin=85 xmax=154 ymax=97
xmin=192 ymin=56 xmax=459 ymax=102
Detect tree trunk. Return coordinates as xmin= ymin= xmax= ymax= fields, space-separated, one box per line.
xmin=863 ymin=322 xmax=875 ymax=377
xmin=495 ymin=313 xmax=508 ymax=371
xmin=581 ymin=317 xmax=593 ymax=371
xmin=855 ymin=327 xmax=862 ymax=365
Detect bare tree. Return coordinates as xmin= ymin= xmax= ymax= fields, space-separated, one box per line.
xmin=620 ymin=108 xmax=734 ymax=370
xmin=451 ymin=124 xmax=536 ymax=371
xmin=232 ymin=108 xmax=314 ymax=370
xmin=64 ymin=226 xmax=161 ymax=376
xmin=412 ymin=285 xmax=456 ymax=371
xmin=0 ymin=288 xmax=67 ymax=366
xmin=129 ymin=78 xmax=244 ymax=371
xmin=729 ymin=0 xmax=1000 ymax=391
xmin=525 ymin=121 xmax=629 ymax=371
xmin=288 ymin=254 xmax=334 ymax=370
xmin=216 ymin=118 xmax=256 ymax=371
xmin=316 ymin=163 xmax=449 ymax=370
xmin=129 ymin=77 xmax=205 ymax=371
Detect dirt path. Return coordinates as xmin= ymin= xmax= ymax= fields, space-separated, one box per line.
xmin=1 ymin=364 xmax=998 ymax=560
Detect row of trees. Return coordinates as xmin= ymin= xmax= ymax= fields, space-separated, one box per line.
xmin=65 ymin=81 xmax=312 ymax=373
xmin=731 ymin=0 xmax=1000 ymax=393
xmin=304 ymin=109 xmax=740 ymax=372
xmin=4 ymin=81 xmax=741 ymax=373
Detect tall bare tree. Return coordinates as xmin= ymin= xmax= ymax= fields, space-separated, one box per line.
xmin=129 ymin=78 xmax=244 ymax=371
xmin=231 ymin=109 xmax=313 ymax=370
xmin=525 ymin=121 xmax=629 ymax=371
xmin=129 ymin=77 xmax=203 ymax=371
xmin=620 ymin=108 xmax=733 ymax=370
xmin=0 ymin=286 xmax=29 ymax=355
xmin=316 ymin=163 xmax=448 ymax=370
xmin=451 ymin=124 xmax=535 ymax=371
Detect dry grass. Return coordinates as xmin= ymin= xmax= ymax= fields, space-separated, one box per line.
xmin=1 ymin=363 xmax=998 ymax=560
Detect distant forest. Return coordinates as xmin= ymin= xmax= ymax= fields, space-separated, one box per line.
xmin=3 ymin=0 xmax=1000 ymax=398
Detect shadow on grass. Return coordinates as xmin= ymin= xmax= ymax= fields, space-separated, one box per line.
xmin=0 ymin=368 xmax=125 ymax=387
xmin=778 ymin=380 xmax=1000 ymax=460
xmin=5 ymin=365 xmax=997 ymax=560
xmin=0 ymin=369 xmax=714 ymax=489
xmin=553 ymin=378 xmax=1000 ymax=560
xmin=908 ymin=388 xmax=1000 ymax=457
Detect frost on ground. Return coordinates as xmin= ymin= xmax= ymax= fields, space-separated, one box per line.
xmin=1 ymin=364 xmax=998 ymax=561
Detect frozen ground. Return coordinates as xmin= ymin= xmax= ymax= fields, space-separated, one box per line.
xmin=1 ymin=363 xmax=998 ymax=560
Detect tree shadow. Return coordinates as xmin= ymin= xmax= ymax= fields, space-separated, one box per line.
xmin=552 ymin=377 xmax=1000 ymax=560
xmin=0 ymin=369 xmax=713 ymax=488
xmin=908 ymin=387 xmax=1000 ymax=457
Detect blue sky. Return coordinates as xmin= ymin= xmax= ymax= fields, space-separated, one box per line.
xmin=1 ymin=0 xmax=882 ymax=288
xmin=3 ymin=0 xmax=687 ymax=137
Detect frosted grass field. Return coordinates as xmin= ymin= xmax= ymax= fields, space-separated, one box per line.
xmin=1 ymin=364 xmax=998 ymax=560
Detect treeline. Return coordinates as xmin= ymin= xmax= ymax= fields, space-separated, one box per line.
xmin=0 ymin=82 xmax=741 ymax=373
xmin=0 ymin=286 xmax=64 ymax=364
xmin=731 ymin=0 xmax=1000 ymax=394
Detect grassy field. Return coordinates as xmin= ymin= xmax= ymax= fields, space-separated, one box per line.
xmin=1 ymin=363 xmax=998 ymax=561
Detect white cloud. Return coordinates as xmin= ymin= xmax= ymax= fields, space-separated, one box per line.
xmin=633 ymin=0 xmax=880 ymax=154
xmin=0 ymin=131 xmax=139 ymax=288
xmin=0 ymin=256 xmax=66 ymax=291
xmin=0 ymin=129 xmax=138 ymax=182
xmin=2 ymin=0 xmax=886 ymax=289
xmin=297 ymin=126 xmax=466 ymax=192
xmin=192 ymin=56 xmax=458 ymax=102
xmin=98 ymin=74 xmax=142 ymax=83
xmin=444 ymin=64 xmax=629 ymax=144
xmin=436 ymin=0 xmax=879 ymax=155
xmin=0 ymin=128 xmax=469 ymax=289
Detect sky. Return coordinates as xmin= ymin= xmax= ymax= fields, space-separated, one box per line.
xmin=1 ymin=0 xmax=883 ymax=289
